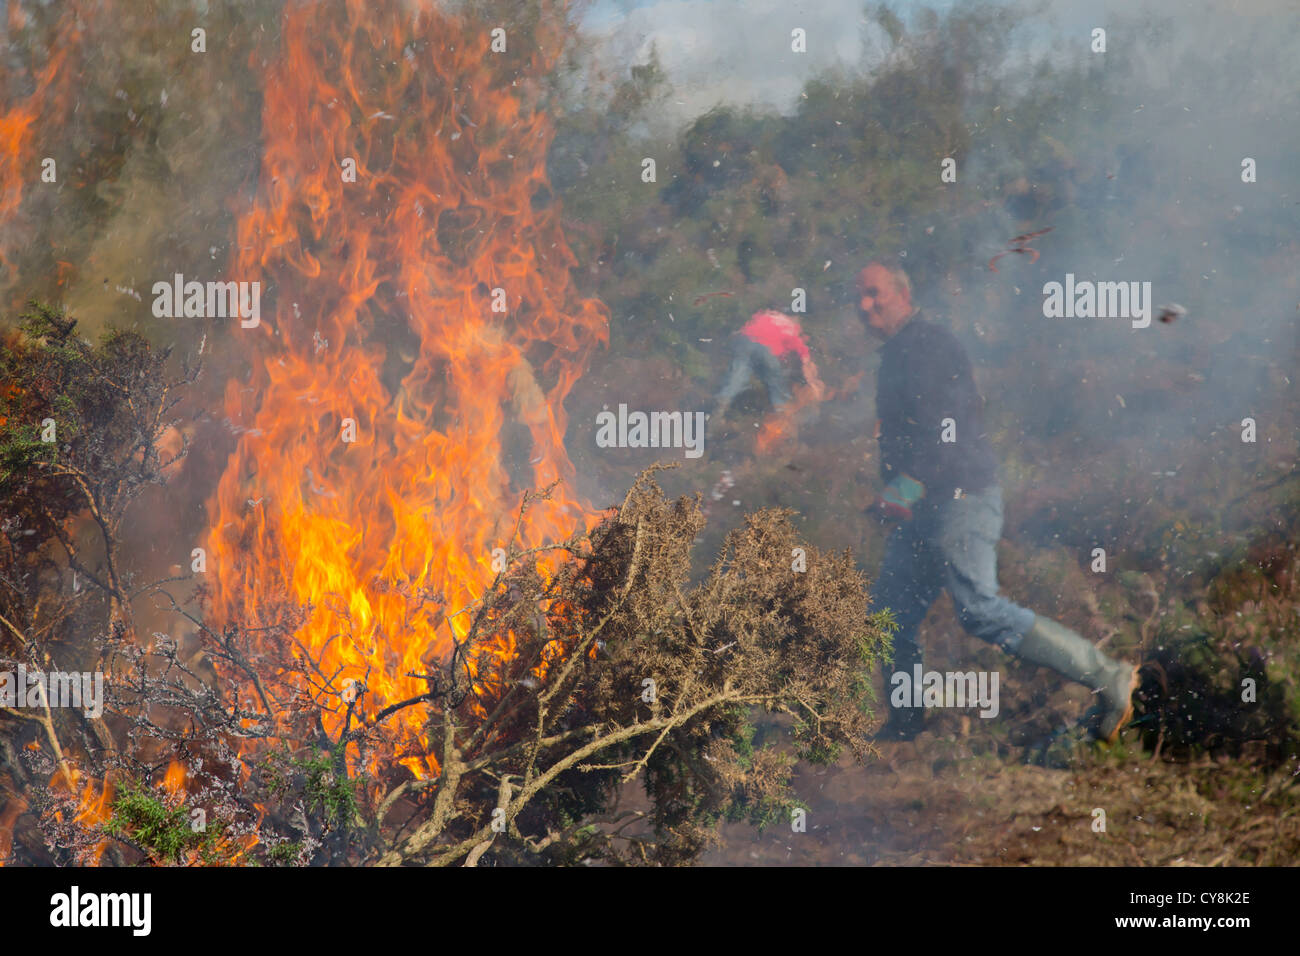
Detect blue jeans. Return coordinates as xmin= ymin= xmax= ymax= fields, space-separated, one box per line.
xmin=871 ymin=485 xmax=1035 ymax=675
xmin=715 ymin=335 xmax=792 ymax=411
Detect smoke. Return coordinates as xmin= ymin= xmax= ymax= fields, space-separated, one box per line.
xmin=588 ymin=0 xmax=1298 ymax=544
xmin=963 ymin=0 xmax=1300 ymax=541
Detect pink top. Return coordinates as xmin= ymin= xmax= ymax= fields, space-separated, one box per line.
xmin=741 ymin=310 xmax=810 ymax=361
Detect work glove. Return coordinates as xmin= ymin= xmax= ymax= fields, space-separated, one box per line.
xmin=877 ymin=474 xmax=926 ymax=521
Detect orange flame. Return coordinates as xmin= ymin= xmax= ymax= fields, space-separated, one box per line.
xmin=755 ymin=384 xmax=821 ymax=455
xmin=47 ymin=767 xmax=114 ymax=865
xmin=0 ymin=4 xmax=95 ymax=283
xmin=0 ymin=793 xmax=24 ymax=864
xmin=162 ymin=759 xmax=187 ymax=801
xmin=74 ymin=778 xmax=113 ymax=832
xmin=208 ymin=0 xmax=607 ymax=777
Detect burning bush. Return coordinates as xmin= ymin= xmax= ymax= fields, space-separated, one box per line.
xmin=360 ymin=466 xmax=887 ymax=865
xmin=0 ymin=308 xmax=885 ymax=865
xmin=0 ymin=302 xmax=199 ymax=864
xmin=208 ymin=465 xmax=887 ymax=866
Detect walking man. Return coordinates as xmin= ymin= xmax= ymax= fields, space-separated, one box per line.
xmin=858 ymin=260 xmax=1138 ymax=742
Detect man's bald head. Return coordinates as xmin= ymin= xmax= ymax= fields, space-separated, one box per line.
xmin=856 ymin=261 xmax=916 ymax=338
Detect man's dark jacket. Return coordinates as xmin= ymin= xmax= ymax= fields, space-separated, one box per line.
xmin=875 ymin=313 xmax=999 ymax=502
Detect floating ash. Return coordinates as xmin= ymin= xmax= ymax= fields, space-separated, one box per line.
xmin=1158 ymin=303 xmax=1187 ymax=324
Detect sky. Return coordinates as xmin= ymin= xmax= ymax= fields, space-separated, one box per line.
xmin=575 ymin=0 xmax=1298 ymax=123
xmin=579 ymin=0 xmax=895 ymax=118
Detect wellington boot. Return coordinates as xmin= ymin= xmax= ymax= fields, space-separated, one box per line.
xmin=1015 ymin=616 xmax=1139 ymax=744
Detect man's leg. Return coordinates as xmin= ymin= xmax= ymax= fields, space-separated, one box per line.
xmin=754 ymin=342 xmax=793 ymax=410
xmin=871 ymin=516 xmax=943 ymax=739
xmin=713 ymin=337 xmax=761 ymax=419
xmin=933 ymin=487 xmax=1034 ymax=652
xmin=936 ymin=487 xmax=1138 ymax=742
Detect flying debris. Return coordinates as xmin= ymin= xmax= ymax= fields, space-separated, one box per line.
xmin=989 ymin=247 xmax=1039 ymax=271
xmin=692 ymin=291 xmax=735 ymax=306
xmin=1009 ymin=227 xmax=1054 ymax=245
xmin=988 ymin=227 xmax=1053 ymax=272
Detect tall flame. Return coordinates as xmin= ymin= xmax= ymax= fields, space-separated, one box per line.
xmin=209 ymin=0 xmax=607 ymax=775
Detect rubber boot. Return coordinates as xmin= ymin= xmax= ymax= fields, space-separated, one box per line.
xmin=1015 ymin=615 xmax=1139 ymax=744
